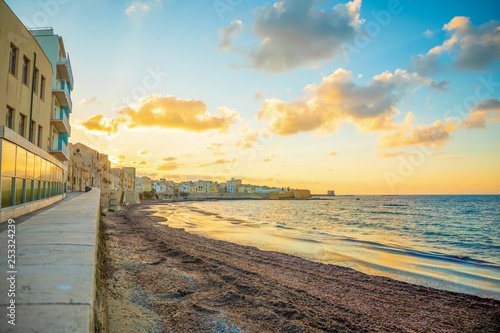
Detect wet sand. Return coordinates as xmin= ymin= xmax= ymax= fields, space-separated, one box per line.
xmin=105 ymin=203 xmax=500 ymax=332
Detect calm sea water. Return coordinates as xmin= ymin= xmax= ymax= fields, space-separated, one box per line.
xmin=153 ymin=195 xmax=500 ymax=299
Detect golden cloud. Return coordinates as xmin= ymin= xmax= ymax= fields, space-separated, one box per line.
xmin=462 ymin=98 xmax=500 ymax=129
xmin=325 ymin=152 xmax=337 ymax=156
xmin=156 ymin=162 xmax=181 ymax=171
xmin=376 ymin=151 xmax=404 ymax=158
xmin=378 ymin=113 xmax=457 ymax=149
xmin=235 ymin=132 xmax=259 ymax=149
xmin=79 ymin=114 xmax=125 ymax=134
xmin=257 ymin=69 xmax=429 ymax=135
xmin=78 ymin=94 xmax=239 ymax=135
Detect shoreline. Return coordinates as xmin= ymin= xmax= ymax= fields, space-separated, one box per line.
xmin=104 ymin=203 xmax=500 ymax=332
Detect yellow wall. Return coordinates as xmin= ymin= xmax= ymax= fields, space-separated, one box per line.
xmin=0 ymin=0 xmax=53 ymax=151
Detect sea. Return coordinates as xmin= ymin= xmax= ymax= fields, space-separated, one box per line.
xmin=152 ymin=195 xmax=500 ymax=300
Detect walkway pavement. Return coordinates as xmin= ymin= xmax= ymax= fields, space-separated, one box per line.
xmin=0 ymin=189 xmax=101 ymax=332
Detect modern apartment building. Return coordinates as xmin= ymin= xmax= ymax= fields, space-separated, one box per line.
xmin=0 ymin=1 xmax=69 ymax=221
xmin=29 ymin=28 xmax=73 ymax=163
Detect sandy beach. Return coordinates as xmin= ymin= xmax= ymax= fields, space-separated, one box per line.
xmin=104 ymin=202 xmax=500 ymax=332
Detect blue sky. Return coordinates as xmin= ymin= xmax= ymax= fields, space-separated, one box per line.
xmin=7 ymin=0 xmax=500 ymax=194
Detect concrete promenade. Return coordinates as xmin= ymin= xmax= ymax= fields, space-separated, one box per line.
xmin=0 ymin=188 xmax=101 ymax=332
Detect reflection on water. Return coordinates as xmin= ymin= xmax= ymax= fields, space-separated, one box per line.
xmin=152 ymin=195 xmax=500 ymax=299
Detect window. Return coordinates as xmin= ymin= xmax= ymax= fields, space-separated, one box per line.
xmin=38 ymin=125 xmax=43 ymax=148
xmin=40 ymin=76 xmax=46 ymax=100
xmin=33 ymin=68 xmax=39 ymax=93
xmin=30 ymin=120 xmax=36 ymax=143
xmin=1 ymin=140 xmax=16 ymax=177
xmin=1 ymin=177 xmax=14 ymax=208
xmin=6 ymin=106 xmax=14 ymax=129
xmin=9 ymin=44 xmax=18 ymax=76
xmin=19 ymin=114 xmax=26 ymax=138
xmin=22 ymin=56 xmax=30 ymax=85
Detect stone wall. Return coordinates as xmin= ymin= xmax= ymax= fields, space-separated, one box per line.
xmin=100 ymin=189 xmax=140 ymax=213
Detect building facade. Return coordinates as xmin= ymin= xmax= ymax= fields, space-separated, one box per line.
xmin=226 ymin=178 xmax=242 ymax=193
xmin=0 ymin=1 xmax=69 ymax=221
xmin=68 ymin=143 xmax=109 ymax=190
xmin=30 ymin=28 xmax=73 ymax=164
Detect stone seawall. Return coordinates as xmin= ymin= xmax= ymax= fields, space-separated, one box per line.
xmin=100 ymin=189 xmax=140 ymax=212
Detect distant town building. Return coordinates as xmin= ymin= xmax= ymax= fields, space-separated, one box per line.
xmin=226 ymin=178 xmax=242 ymax=193
xmin=121 ymin=167 xmax=136 ymax=192
xmin=327 ymin=190 xmax=335 ymax=196
xmin=140 ymin=176 xmax=152 ymax=192
xmin=69 ymin=143 xmax=109 ymax=190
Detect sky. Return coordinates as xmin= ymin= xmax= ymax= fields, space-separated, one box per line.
xmin=7 ymin=0 xmax=500 ymax=194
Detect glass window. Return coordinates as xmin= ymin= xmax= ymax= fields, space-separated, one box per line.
xmin=30 ymin=121 xmax=36 ymax=143
xmin=6 ymin=106 xmax=14 ymax=129
xmin=15 ymin=178 xmax=24 ymax=205
xmin=25 ymin=179 xmax=33 ymax=203
xmin=41 ymin=181 xmax=45 ymax=199
xmin=9 ymin=44 xmax=18 ymax=75
xmin=22 ymin=56 xmax=30 ymax=85
xmin=40 ymin=76 xmax=46 ymax=100
xmin=34 ymin=180 xmax=40 ymax=201
xmin=1 ymin=140 xmax=16 ymax=177
xmin=38 ymin=125 xmax=43 ymax=148
xmin=16 ymin=148 xmax=26 ymax=178
xmin=42 ymin=159 xmax=47 ymax=180
xmin=26 ymin=151 xmax=35 ymax=179
xmin=19 ymin=114 xmax=26 ymax=138
xmin=1 ymin=177 xmax=13 ymax=208
xmin=35 ymin=156 xmax=41 ymax=179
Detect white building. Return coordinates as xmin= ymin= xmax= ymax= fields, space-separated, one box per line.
xmin=226 ymin=178 xmax=242 ymax=193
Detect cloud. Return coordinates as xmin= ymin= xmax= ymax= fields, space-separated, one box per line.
xmin=78 ymin=94 xmax=239 ymax=135
xmin=325 ymin=152 xmax=337 ymax=156
xmin=217 ymin=20 xmax=242 ymax=52
xmin=211 ymin=151 xmax=226 ymax=156
xmin=376 ymin=151 xmax=404 ymax=158
xmin=219 ymin=0 xmax=364 ymax=72
xmin=411 ymin=17 xmax=500 ymax=74
xmin=131 ymin=160 xmax=147 ymax=166
xmin=377 ymin=113 xmax=457 ymax=149
xmin=137 ymin=149 xmax=150 ymax=157
xmin=206 ymin=143 xmax=224 ymax=151
xmin=462 ymin=97 xmax=500 ymax=129
xmin=126 ymin=1 xmax=151 ymax=15
xmin=423 ymin=29 xmax=434 ymax=38
xmin=156 ymin=162 xmax=181 ymax=171
xmin=430 ymin=80 xmax=449 ymax=92
xmin=262 ymin=158 xmax=271 ymax=162
xmin=254 ymin=89 xmax=263 ymax=100
xmin=162 ymin=157 xmax=177 ymax=161
xmin=78 ymin=114 xmax=125 ymax=135
xmin=79 ymin=97 xmax=97 ymax=106
xmin=198 ymin=159 xmax=235 ymax=168
xmin=257 ymin=68 xmax=430 ymax=135
xmin=235 ymin=132 xmax=258 ymax=149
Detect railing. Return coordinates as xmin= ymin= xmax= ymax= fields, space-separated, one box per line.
xmin=55 ymin=79 xmax=72 ymax=110
xmin=57 ymin=53 xmax=74 ymax=87
xmin=51 ymin=139 xmax=70 ymax=160
xmin=51 ymin=108 xmax=71 ymax=136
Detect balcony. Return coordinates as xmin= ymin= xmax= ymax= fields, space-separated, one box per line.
xmin=53 ymin=79 xmax=72 ymax=111
xmin=56 ymin=53 xmax=74 ymax=88
xmin=50 ymin=139 xmax=70 ymax=161
xmin=51 ymin=109 xmax=71 ymax=135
